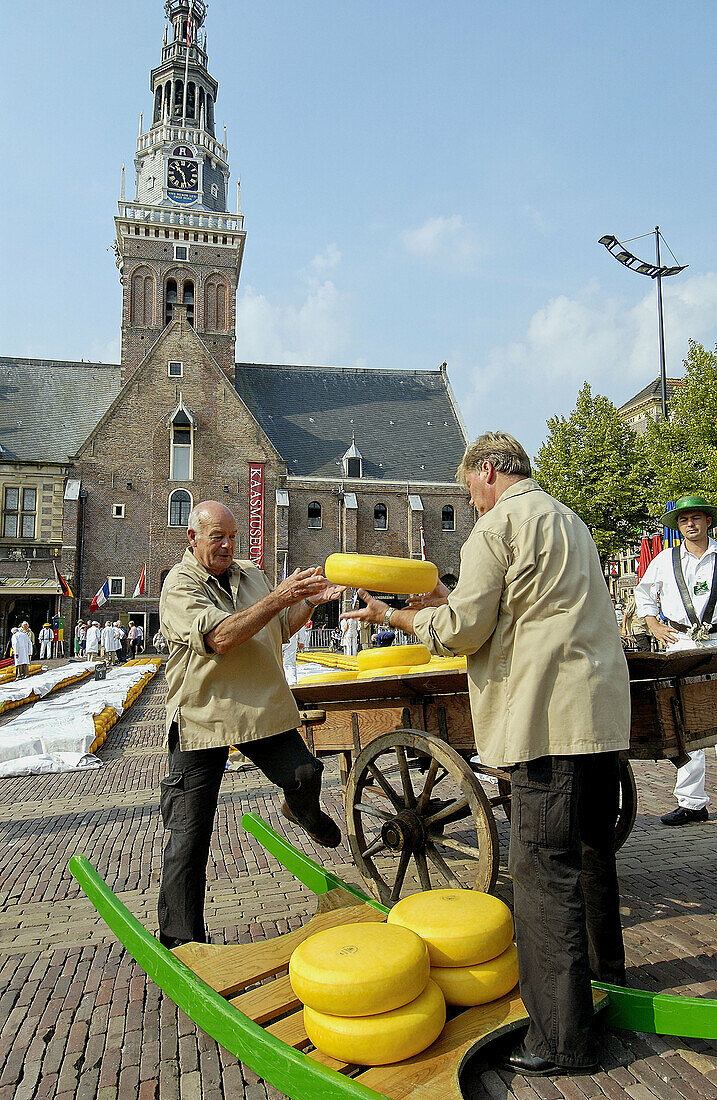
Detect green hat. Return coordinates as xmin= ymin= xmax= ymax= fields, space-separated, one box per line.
xmin=660 ymin=494 xmax=717 ymax=530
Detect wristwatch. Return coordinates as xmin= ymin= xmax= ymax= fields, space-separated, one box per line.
xmin=381 ymin=606 xmax=394 ymax=629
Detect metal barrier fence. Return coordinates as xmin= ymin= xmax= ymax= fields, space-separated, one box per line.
xmin=306 ymin=627 xmax=415 ymax=651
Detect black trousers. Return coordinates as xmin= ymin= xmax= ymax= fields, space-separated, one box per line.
xmin=508 ymin=752 xmax=626 ymax=1068
xmin=157 ymin=724 xmax=323 ymax=945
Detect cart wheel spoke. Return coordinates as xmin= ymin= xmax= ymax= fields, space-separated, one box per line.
xmin=413 ymin=850 xmax=432 ymax=891
xmin=416 ymin=758 xmax=441 ymax=813
xmin=354 ymin=801 xmax=393 ymax=822
xmin=427 ymin=833 xmax=480 ymax=860
xmin=367 ymin=761 xmax=404 ymax=811
xmin=424 ymin=796 xmax=469 ymax=827
xmin=361 ymin=836 xmax=388 ymax=859
xmin=390 ymin=848 xmax=412 ymax=902
xmin=425 ymin=843 xmax=464 ymax=887
xmin=395 ymin=746 xmax=416 ymax=808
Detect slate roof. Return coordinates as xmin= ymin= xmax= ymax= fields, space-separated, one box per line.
xmin=235 ymin=364 xmax=468 ymax=481
xmin=619 ymin=376 xmax=682 ymax=411
xmin=0 ymin=358 xmax=122 ymax=463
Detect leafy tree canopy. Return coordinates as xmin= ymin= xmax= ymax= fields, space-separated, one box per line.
xmin=533 ymin=381 xmax=650 ymax=562
xmin=643 ymin=340 xmax=717 ymax=507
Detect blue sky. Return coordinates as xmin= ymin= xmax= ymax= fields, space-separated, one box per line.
xmin=2 ymin=0 xmax=717 ymax=457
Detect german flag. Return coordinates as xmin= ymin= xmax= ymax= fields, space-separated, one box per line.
xmin=53 ymin=561 xmax=74 ymax=599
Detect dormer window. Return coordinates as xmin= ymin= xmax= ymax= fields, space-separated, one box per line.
xmin=342 ymin=436 xmax=363 ymax=478
xmin=167 ymin=401 xmax=196 ymax=481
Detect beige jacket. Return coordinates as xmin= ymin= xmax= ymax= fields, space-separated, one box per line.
xmin=160 ymin=549 xmax=300 ymax=749
xmin=413 ymin=479 xmax=630 ymax=767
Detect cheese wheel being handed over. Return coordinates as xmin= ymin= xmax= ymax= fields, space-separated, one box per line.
xmin=324 ymin=553 xmax=438 ymax=595
xmin=356 ymin=644 xmax=431 ymax=672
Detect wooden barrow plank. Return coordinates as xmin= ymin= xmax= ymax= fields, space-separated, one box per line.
xmin=228 ymin=973 xmax=300 ymax=1025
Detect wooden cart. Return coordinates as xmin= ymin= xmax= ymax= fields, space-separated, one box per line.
xmin=293 ymin=651 xmax=717 ymax=905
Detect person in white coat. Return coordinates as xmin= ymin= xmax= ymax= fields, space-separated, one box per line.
xmin=340 ymin=615 xmax=359 ymax=657
xmin=636 ymin=494 xmax=717 ymax=826
xmin=85 ymin=621 xmax=101 ymax=657
xmin=38 ymin=623 xmax=54 ymax=660
xmin=12 ymin=626 xmax=33 ymax=678
xmin=101 ymin=621 xmax=121 ymax=665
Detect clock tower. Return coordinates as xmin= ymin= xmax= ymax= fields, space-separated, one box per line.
xmin=115 ymin=0 xmax=246 ymax=380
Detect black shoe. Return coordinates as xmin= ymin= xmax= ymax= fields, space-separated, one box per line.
xmin=500 ymin=1041 xmax=598 ymax=1077
xmin=159 ymin=935 xmax=193 ymax=950
xmin=281 ymin=801 xmax=342 ymax=848
xmin=660 ymin=806 xmax=709 ymax=826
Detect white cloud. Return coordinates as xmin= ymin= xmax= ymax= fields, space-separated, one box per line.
xmin=236 ymin=279 xmax=351 ymax=365
xmin=457 ymin=272 xmax=717 ymax=457
xmin=401 ymin=215 xmax=479 ymax=269
xmin=308 ymin=243 xmax=341 ymax=275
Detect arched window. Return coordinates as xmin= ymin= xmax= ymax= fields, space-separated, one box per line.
xmin=130 ymin=268 xmax=155 ymax=326
xmin=153 ymin=87 xmax=163 ymax=123
xmin=442 ymin=505 xmax=455 ymax=531
xmin=173 ymin=80 xmax=183 ymax=115
xmin=168 ymin=489 xmax=192 ymax=527
xmin=182 ymin=280 xmax=194 ymax=327
xmin=374 ymin=503 xmax=388 ymax=531
xmin=308 ymin=501 xmax=322 ymax=529
xmin=204 ymin=277 xmax=228 ymax=330
xmin=164 ymin=82 xmax=172 ymax=116
xmin=186 ymin=81 xmax=196 ymax=119
xmin=207 ymin=94 xmax=214 ymax=131
xmin=199 ymin=87 xmax=205 ymax=120
xmin=165 ymin=279 xmax=177 ymax=326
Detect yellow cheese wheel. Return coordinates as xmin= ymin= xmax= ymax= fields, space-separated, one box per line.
xmin=289 ymin=922 xmax=429 ymax=1017
xmin=427 ymin=656 xmax=467 ymax=671
xmin=325 ymin=553 xmax=439 ymax=595
xmin=357 ymin=665 xmax=416 ymax=680
xmin=304 ymin=979 xmax=446 ymax=1066
xmin=388 ymin=889 xmax=514 ymax=967
xmin=357 ymin=644 xmax=431 ymax=672
xmin=298 ymin=671 xmax=358 ymax=685
xmin=430 ymin=943 xmax=519 ymax=1006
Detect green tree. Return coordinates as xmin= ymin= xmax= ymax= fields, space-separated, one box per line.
xmin=643 ymin=340 xmax=717 ymax=506
xmin=534 ymin=382 xmax=649 ymax=563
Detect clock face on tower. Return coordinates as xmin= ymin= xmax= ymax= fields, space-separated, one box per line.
xmin=167 ymin=158 xmax=198 ymax=191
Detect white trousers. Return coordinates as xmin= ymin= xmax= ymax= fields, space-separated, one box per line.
xmin=283 ymin=655 xmax=298 ymax=685
xmin=674 ymin=750 xmax=709 ymax=809
xmin=40 ymin=642 xmax=52 ymax=659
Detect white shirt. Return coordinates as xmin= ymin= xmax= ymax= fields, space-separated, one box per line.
xmin=635 ymin=539 xmax=717 ymax=625
xmin=85 ymin=625 xmax=101 ymax=652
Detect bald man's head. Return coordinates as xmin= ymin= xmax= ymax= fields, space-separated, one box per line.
xmin=187 ymin=500 xmax=238 ymax=575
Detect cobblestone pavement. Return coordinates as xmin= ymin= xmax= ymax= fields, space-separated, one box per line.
xmin=0 ymin=674 xmax=715 ymax=1100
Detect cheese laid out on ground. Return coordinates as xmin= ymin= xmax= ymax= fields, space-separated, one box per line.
xmin=303 ymin=979 xmax=446 ymax=1066
xmin=297 ymin=671 xmax=358 ymax=685
xmin=430 ymin=942 xmax=519 ymax=1006
xmin=289 ymin=921 xmax=430 ymax=1017
xmin=388 ymin=889 xmax=514 ymax=967
xmin=324 ymin=553 xmax=439 ymax=595
xmin=356 ymin=644 xmax=431 ymax=672
xmin=357 ymin=665 xmax=416 ymax=680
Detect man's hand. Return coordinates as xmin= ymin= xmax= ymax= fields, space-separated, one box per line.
xmin=273 ymin=567 xmax=332 ymax=609
xmin=645 ymin=615 xmax=678 ymax=647
xmin=341 ymin=589 xmax=392 ymax=626
xmin=405 ymin=579 xmax=451 ymax=610
xmin=310 ymin=580 xmax=346 ymax=606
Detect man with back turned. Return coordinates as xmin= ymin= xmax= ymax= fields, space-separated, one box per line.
xmin=343 ymin=432 xmax=630 ymax=1076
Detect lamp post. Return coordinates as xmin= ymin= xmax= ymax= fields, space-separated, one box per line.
xmin=598 ymin=227 xmax=687 ymax=420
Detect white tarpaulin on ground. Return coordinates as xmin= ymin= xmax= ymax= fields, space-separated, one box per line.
xmin=0 ymin=661 xmax=97 ymax=707
xmin=0 ymin=663 xmax=158 ymax=778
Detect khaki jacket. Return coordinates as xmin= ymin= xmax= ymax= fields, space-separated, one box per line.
xmin=160 ymin=549 xmax=300 ymax=749
xmin=413 ymin=479 xmax=630 ymax=767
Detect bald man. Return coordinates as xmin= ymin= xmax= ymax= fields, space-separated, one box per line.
xmin=158 ymin=501 xmax=344 ymax=948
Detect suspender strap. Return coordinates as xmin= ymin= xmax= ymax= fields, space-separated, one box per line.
xmin=671 ymin=544 xmax=717 ymax=627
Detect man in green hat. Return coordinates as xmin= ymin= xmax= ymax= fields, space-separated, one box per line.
xmin=635 ymin=494 xmax=717 ymax=825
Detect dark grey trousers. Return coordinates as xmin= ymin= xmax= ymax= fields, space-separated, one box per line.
xmin=509 ymin=752 xmax=626 ymax=1068
xmin=157 ymin=724 xmax=323 ymax=946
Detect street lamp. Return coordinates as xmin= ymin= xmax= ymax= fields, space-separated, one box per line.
xmin=598 ymin=227 xmax=687 ymax=420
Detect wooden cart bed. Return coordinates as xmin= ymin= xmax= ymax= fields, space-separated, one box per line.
xmin=69 ymin=814 xmax=716 ymax=1100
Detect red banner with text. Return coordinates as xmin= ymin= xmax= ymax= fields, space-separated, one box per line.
xmin=248 ymin=463 xmax=265 ymax=570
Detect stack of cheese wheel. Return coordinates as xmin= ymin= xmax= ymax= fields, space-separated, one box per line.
xmin=289 ymin=922 xmax=446 ymax=1065
xmin=356 ymin=643 xmax=431 ymax=680
xmin=388 ymin=889 xmax=519 ymax=1007
xmin=324 ymin=553 xmax=438 ymax=595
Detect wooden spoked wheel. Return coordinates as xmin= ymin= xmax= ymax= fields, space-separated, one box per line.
xmin=615 ymin=757 xmax=637 ymax=851
xmin=345 ymin=730 xmax=500 ymax=906
xmin=494 ymin=757 xmax=637 ymax=852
